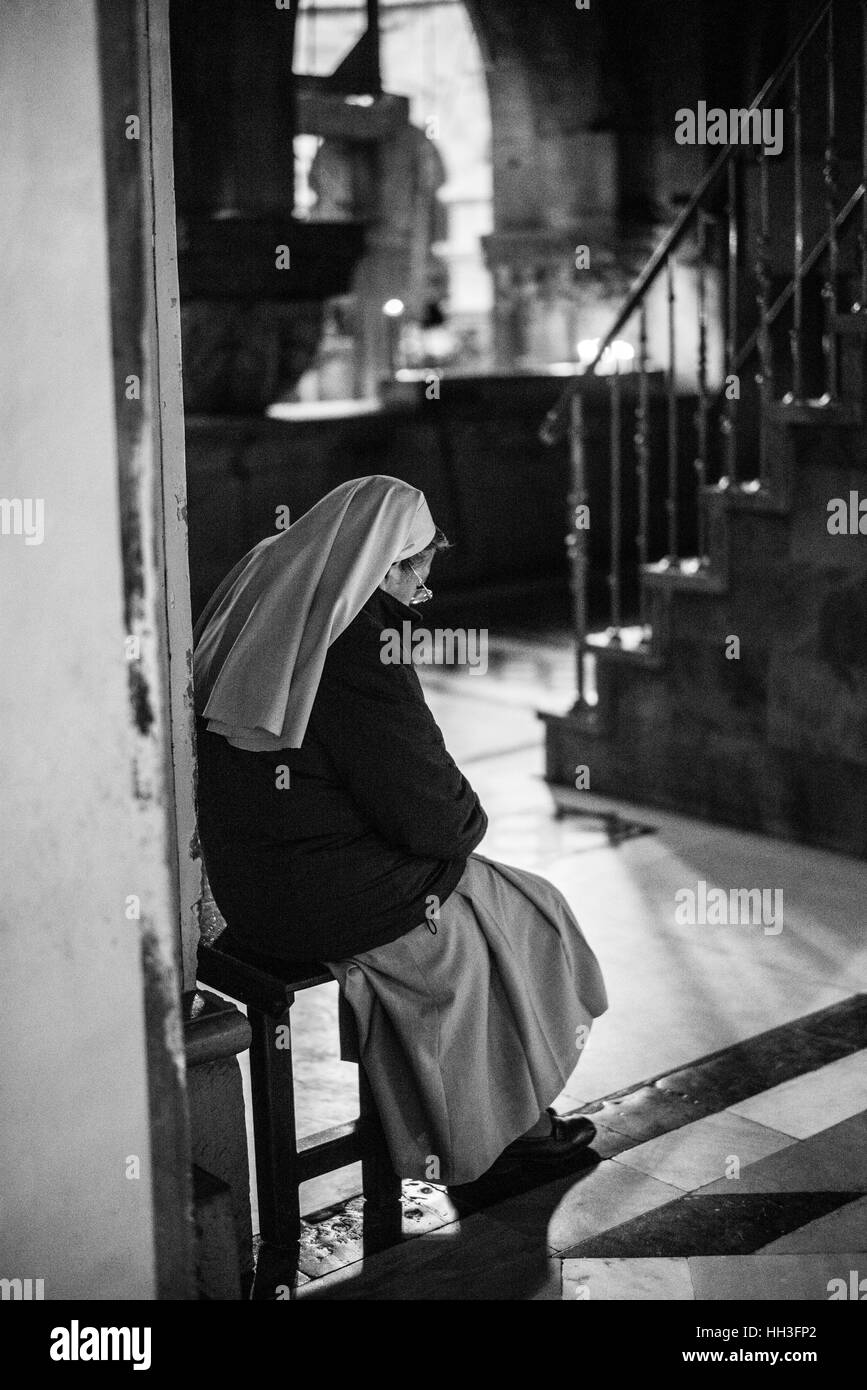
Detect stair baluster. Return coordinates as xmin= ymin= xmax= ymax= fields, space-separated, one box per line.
xmin=608 ymin=362 xmax=623 ymax=643
xmin=723 ymin=157 xmax=740 ymax=487
xmin=861 ymin=0 xmax=867 ymax=312
xmin=696 ymin=213 xmax=711 ymax=559
xmin=790 ymin=57 xmax=805 ymax=402
xmin=756 ymin=149 xmax=774 ymax=488
xmin=666 ymin=256 xmax=680 ymax=563
xmin=566 ymin=393 xmax=591 ymax=715
xmin=823 ymin=6 xmax=840 ymax=400
xmin=635 ymin=302 xmax=651 ymax=632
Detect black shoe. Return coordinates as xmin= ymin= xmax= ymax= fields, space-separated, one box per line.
xmin=503 ymin=1107 xmax=597 ymax=1167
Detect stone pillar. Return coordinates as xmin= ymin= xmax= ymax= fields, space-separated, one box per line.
xmin=185 ymin=991 xmax=254 ymax=1298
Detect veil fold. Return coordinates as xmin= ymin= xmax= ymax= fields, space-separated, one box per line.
xmin=193 ymin=475 xmax=436 ymax=750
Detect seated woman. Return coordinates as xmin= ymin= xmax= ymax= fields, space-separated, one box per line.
xmin=194 ymin=475 xmax=608 ymax=1186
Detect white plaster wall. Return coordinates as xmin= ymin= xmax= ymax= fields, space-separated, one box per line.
xmin=0 ymin=0 xmax=159 ymax=1299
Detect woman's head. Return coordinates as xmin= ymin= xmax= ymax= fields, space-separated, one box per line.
xmin=380 ymin=526 xmax=450 ymax=607
xmin=195 ymin=475 xmax=445 ymax=749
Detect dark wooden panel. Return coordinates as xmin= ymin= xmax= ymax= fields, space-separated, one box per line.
xmin=179 ymin=216 xmax=366 ymax=302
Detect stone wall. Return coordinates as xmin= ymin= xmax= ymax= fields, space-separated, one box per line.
xmin=0 ymin=0 xmax=170 ymax=1300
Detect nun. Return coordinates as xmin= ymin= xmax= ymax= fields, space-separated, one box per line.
xmin=194 ymin=475 xmax=607 ymax=1185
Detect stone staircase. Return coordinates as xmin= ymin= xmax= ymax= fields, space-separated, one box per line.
xmin=543 ymin=401 xmax=867 ymax=857
xmin=541 ymin=1 xmax=867 ymax=859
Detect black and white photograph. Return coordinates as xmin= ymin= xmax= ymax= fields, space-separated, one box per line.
xmin=2 ymin=0 xmax=866 ymax=1344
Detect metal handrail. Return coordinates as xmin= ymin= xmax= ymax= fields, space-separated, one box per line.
xmin=540 ymin=0 xmax=833 ymax=444
xmin=544 ymin=0 xmax=867 ymax=721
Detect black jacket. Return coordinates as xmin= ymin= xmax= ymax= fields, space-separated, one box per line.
xmin=196 ymin=589 xmax=488 ymax=961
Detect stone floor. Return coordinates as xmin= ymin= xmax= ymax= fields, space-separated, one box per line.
xmin=290 ymin=997 xmax=867 ymax=1301
xmin=233 ymin=629 xmax=867 ymax=1298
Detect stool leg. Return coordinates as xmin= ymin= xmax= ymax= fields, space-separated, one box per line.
xmin=248 ymin=1003 xmax=301 ymax=1251
xmin=338 ymin=992 xmax=402 ymax=1248
xmin=358 ymin=1061 xmax=402 ymax=1253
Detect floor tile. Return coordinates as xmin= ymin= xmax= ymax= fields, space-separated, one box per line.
xmin=581 ymin=1085 xmax=706 ymax=1143
xmin=562 ymin=1257 xmax=695 ymax=1301
xmin=555 ymin=942 xmax=851 ymax=1108
xmin=755 ymin=1195 xmax=867 ymax=1254
xmin=406 ymin=1182 xmax=461 ymax=1229
xmin=544 ymin=823 xmax=864 ymax=1101
xmin=300 ymin=1166 xmax=361 ymax=1220
xmin=688 ymin=1253 xmax=867 ymax=1301
xmin=483 ymin=1160 xmax=682 ymax=1252
xmin=698 ymin=1113 xmax=867 ymax=1195
xmin=582 ymin=1122 xmax=643 ymax=1160
xmin=297 ymin=1217 xmax=447 ymax=1295
xmin=447 ymin=1148 xmax=601 ymax=1220
xmin=796 ymin=995 xmax=867 ymax=1053
xmin=612 ymin=1111 xmax=795 ymax=1190
xmin=297 ymin=1183 xmax=460 ymax=1280
xmin=728 ymin=1050 xmax=867 ymax=1139
xmin=561 ymin=1191 xmax=859 ymax=1259
xmin=653 ymin=1024 xmax=854 ymax=1113
xmin=297 ymin=1209 xmax=558 ymax=1300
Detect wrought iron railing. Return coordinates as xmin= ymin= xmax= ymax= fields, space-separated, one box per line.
xmin=541 ymin=0 xmax=867 ymax=710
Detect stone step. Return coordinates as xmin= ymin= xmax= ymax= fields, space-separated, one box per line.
xmin=590 ymin=624 xmax=777 ymax=738
xmin=710 ymin=479 xmax=790 ymax=515
xmin=542 ymin=705 xmax=867 ymax=858
xmin=586 ymin=627 xmax=663 ymax=670
xmin=719 ymin=508 xmax=791 ymax=579
xmin=765 ymin=395 xmax=862 ymax=427
xmin=833 ymin=310 xmax=867 ymax=336
xmin=642 ymin=556 xmax=728 ymax=594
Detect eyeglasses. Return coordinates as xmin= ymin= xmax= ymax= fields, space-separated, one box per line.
xmin=408 ymin=562 xmax=433 ymax=605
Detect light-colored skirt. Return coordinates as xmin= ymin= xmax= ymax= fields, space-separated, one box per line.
xmin=325 ymin=853 xmax=608 ymax=1185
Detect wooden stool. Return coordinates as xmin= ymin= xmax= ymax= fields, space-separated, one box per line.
xmin=197 ymin=931 xmax=403 ymax=1271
